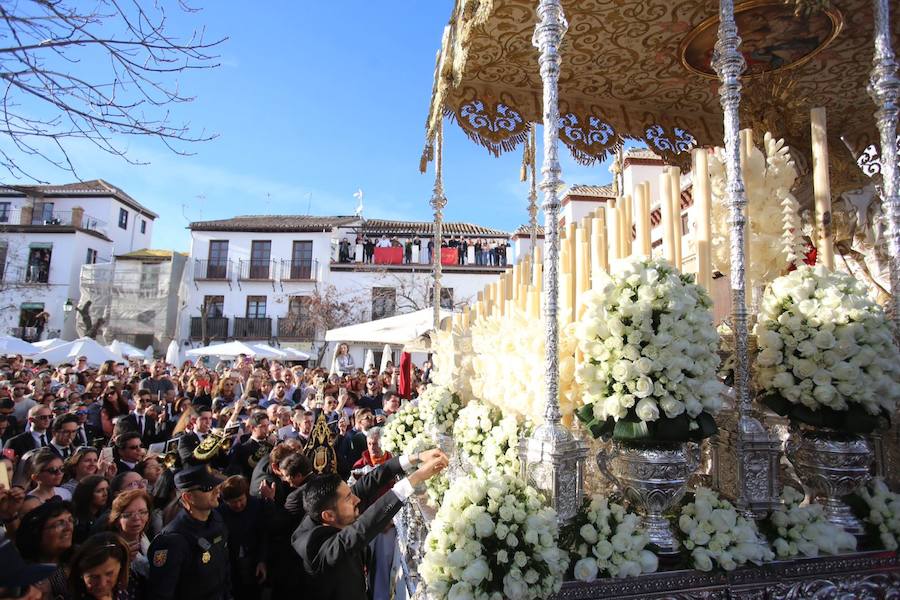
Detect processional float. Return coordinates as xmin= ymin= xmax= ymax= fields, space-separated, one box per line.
xmin=403 ymin=0 xmax=900 ymax=597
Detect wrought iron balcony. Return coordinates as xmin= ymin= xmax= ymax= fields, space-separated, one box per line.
xmin=279 ymin=259 xmax=317 ymax=281
xmin=0 ymin=209 xmax=106 ymax=233
xmin=2 ymin=265 xmax=50 ymax=284
xmin=194 ymin=259 xmax=233 ymax=281
xmin=189 ymin=317 xmax=229 ymax=340
xmin=233 ymin=317 xmax=272 ymax=339
xmin=239 ymin=259 xmax=277 ymax=281
xmin=277 ymin=318 xmax=316 ymax=340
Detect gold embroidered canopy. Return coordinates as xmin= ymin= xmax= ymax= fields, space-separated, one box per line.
xmin=423 ymin=0 xmax=898 ymax=191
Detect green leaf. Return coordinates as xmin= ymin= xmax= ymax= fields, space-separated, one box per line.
xmin=761 ymin=393 xmax=790 ymax=417
xmin=576 ymin=403 xmax=595 ymax=425
xmin=613 ymin=419 xmax=650 ymax=440
xmin=654 ymin=413 xmax=691 ymax=442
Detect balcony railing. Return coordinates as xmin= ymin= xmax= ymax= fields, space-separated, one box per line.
xmin=2 ymin=265 xmax=50 ymax=284
xmin=279 ymin=259 xmax=317 ymax=281
xmin=0 ymin=209 xmax=106 ymax=234
xmin=194 ymin=259 xmax=233 ymax=281
xmin=238 ymin=259 xmax=277 ymax=281
xmin=277 ymin=318 xmax=316 ymax=340
xmin=233 ymin=317 xmax=272 ymax=339
xmin=189 ymin=317 xmax=229 ymax=340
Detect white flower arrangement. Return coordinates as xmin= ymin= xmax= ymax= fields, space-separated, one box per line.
xmin=417 ymin=383 xmax=463 ymax=437
xmin=706 ymin=132 xmax=803 ymax=288
xmin=755 ymin=265 xmax=900 ymax=432
xmin=469 ymin=310 xmax=579 ymax=424
xmin=425 ymin=471 xmax=450 ymax=507
xmin=420 ymin=474 xmax=567 ymax=600
xmin=575 ymin=257 xmax=723 ymax=442
xmin=452 ymin=400 xmax=524 ymax=477
xmin=563 ymin=496 xmax=657 ymax=581
xmin=677 ymin=487 xmax=774 ymax=571
xmin=381 ymin=400 xmax=428 ymax=455
xmin=854 ymin=478 xmax=900 ymax=551
xmin=765 ymin=486 xmax=856 ymax=558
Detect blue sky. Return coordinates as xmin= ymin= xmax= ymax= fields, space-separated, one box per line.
xmin=10 ymin=1 xmax=616 ymax=251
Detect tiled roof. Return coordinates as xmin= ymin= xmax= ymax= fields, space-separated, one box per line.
xmin=116 ymin=248 xmax=187 ymax=260
xmin=625 ymin=148 xmax=663 ymax=160
xmin=513 ymin=224 xmax=545 ymax=237
xmin=0 ymin=179 xmax=158 ymax=218
xmin=356 ymin=219 xmax=508 ymax=238
xmin=189 ymin=215 xmax=360 ymax=232
xmin=566 ymin=183 xmax=615 ymax=198
xmin=190 ymin=215 xmax=510 ymax=237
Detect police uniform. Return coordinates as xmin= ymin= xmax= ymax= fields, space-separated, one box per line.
xmin=147 ymin=465 xmax=231 ymax=600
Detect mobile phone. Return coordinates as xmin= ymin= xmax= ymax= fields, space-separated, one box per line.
xmin=0 ymin=461 xmax=9 ymax=489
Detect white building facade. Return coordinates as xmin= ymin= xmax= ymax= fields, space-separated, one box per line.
xmin=182 ymin=215 xmax=512 ymax=366
xmin=0 ymin=180 xmax=157 ymax=341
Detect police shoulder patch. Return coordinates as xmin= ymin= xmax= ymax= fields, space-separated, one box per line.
xmin=153 ymin=550 xmax=168 ymax=567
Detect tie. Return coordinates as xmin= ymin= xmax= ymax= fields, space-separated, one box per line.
xmin=137 ymin=416 xmax=144 ymax=434
xmin=62 ymin=447 xmax=70 ymax=459
xmin=39 ymin=433 xmax=47 ymax=447
xmin=79 ymin=428 xmax=87 ymax=447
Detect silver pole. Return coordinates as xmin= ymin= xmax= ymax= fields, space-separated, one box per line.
xmin=869 ymin=0 xmax=900 ymax=335
xmin=431 ymin=121 xmax=447 ymax=330
xmin=534 ymin=0 xmax=566 ymax=424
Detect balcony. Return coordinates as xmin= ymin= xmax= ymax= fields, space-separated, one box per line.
xmin=277 ymin=318 xmax=316 ymax=340
xmin=2 ymin=265 xmax=50 ymax=284
xmin=279 ymin=259 xmax=317 ymax=281
xmin=0 ymin=209 xmax=106 ymax=234
xmin=238 ymin=259 xmax=277 ymax=281
xmin=233 ymin=317 xmax=272 ymax=339
xmin=194 ymin=259 xmax=233 ymax=281
xmin=189 ymin=317 xmax=229 ymax=340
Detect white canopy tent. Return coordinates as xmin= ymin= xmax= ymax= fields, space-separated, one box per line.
xmin=278 ymin=347 xmax=311 ymax=361
xmin=186 ymin=341 xmax=289 ymax=360
xmin=32 ymin=338 xmax=124 ymax=366
xmin=108 ymin=340 xmax=149 ymax=360
xmin=32 ymin=338 xmax=67 ymax=351
xmin=0 ymin=335 xmax=39 ymax=356
xmin=165 ymin=340 xmax=182 ymax=366
xmin=324 ymin=308 xmax=453 ymax=346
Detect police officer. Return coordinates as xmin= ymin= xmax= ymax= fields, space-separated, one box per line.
xmin=147 ymin=464 xmax=231 ymax=600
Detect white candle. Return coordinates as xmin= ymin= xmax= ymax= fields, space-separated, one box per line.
xmin=692 ymin=148 xmax=713 ymax=292
xmin=811 ymin=107 xmax=834 ymax=270
xmin=659 ymin=169 xmax=676 ymax=264
xmin=670 ymin=167 xmax=683 ymax=270
xmin=607 ymin=202 xmax=620 ymax=261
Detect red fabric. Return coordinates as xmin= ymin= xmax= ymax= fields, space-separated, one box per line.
xmin=440 ymin=247 xmax=457 ymax=266
xmin=374 ymin=247 xmax=403 ymax=264
xmin=398 ymin=352 xmax=412 ymax=399
xmin=353 ymin=450 xmax=394 ymax=501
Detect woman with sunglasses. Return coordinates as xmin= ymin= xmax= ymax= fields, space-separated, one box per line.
xmin=100 ymin=388 xmax=128 ymax=440
xmin=107 ymin=489 xmax=152 ymax=596
xmin=71 ymin=476 xmax=109 ymax=544
xmin=68 ymin=532 xmax=132 ymax=600
xmin=26 ymin=449 xmax=72 ymax=504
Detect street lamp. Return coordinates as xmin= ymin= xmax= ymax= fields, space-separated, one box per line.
xmin=63 ymin=299 xmax=74 ymax=314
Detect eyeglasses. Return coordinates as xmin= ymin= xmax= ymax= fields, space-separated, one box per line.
xmin=124 ymin=478 xmax=148 ymax=489
xmin=41 ymin=466 xmax=64 ymax=474
xmin=34 ymin=414 xmax=52 ymax=420
xmin=120 ymin=509 xmax=150 ymax=520
xmin=46 ymin=516 xmax=74 ymax=531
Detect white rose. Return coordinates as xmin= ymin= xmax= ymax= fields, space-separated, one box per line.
xmin=579 ymin=523 xmax=599 ymax=545
xmin=633 ymin=375 xmax=654 ymax=398
xmin=618 ymin=560 xmax=642 ymax=578
xmin=692 ymin=548 xmax=714 ymax=571
xmin=503 ymin=573 xmax=528 ymax=600
xmin=813 ymin=330 xmax=836 ymax=349
xmin=573 ymin=557 xmax=599 ymax=582
xmin=638 ymin=549 xmax=659 ymax=573
xmin=461 ymin=558 xmax=490 ymax=585
xmin=660 ymin=396 xmax=685 ymax=419
xmin=635 ymin=398 xmax=660 ymax=422
xmin=634 ymin=357 xmax=654 ymax=375
xmin=474 ymin=512 xmax=495 ymax=538
xmin=448 ymin=581 xmax=475 ymax=600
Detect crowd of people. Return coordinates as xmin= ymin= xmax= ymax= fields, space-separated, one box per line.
xmin=0 ymin=351 xmax=448 ymax=600
xmin=336 ymin=235 xmax=510 ymax=266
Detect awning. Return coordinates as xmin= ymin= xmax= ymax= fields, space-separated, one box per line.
xmin=325 ymin=308 xmax=454 ymax=346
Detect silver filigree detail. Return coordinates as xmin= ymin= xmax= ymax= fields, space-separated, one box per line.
xmin=869 ymin=0 xmax=900 ymax=338
xmin=431 ymin=119 xmax=448 ymax=330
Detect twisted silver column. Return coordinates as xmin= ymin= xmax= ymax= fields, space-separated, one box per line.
xmin=534 ymin=0 xmax=565 ymax=423
xmin=869 ymin=0 xmax=900 ymax=336
xmin=519 ymin=0 xmax=587 ymax=525
xmin=431 ymin=121 xmax=448 ymax=330
xmin=528 ymin=125 xmax=539 ymax=272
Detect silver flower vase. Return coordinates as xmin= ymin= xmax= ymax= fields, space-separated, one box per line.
xmin=597 ymin=440 xmax=699 ymax=555
xmin=785 ymin=428 xmax=872 ymax=536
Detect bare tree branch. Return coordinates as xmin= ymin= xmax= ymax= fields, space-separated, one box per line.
xmin=0 ymin=0 xmax=225 ymax=181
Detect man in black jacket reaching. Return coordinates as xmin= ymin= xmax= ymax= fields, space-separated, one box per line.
xmin=291 ymin=448 xmax=448 ymax=600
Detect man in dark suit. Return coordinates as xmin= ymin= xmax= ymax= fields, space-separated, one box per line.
xmin=119 ymin=390 xmax=168 ymax=446
xmin=177 ymin=407 xmax=214 ymax=465
xmin=291 ymin=448 xmax=448 ymax=600
xmin=46 ymin=414 xmax=79 ymax=460
xmin=113 ymin=431 xmax=143 ymax=473
xmin=3 ymin=405 xmax=52 ymax=460
xmin=227 ymin=412 xmax=270 ymax=478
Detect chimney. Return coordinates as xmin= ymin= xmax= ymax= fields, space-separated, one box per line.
xmin=20 ymin=205 xmax=32 ymax=225
xmin=71 ymin=206 xmax=84 ymax=228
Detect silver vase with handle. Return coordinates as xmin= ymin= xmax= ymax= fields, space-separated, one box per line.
xmin=598 ymin=440 xmax=700 ymax=555
xmin=785 ymin=428 xmax=872 ymax=536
